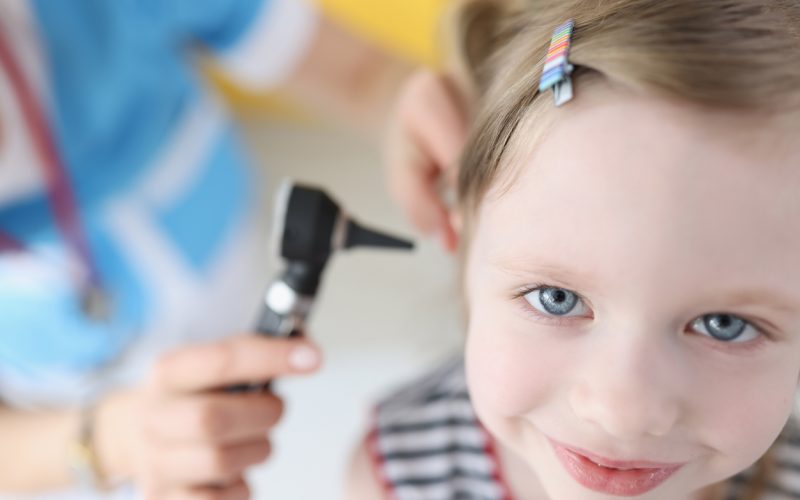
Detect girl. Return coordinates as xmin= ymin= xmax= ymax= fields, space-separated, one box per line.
xmin=349 ymin=0 xmax=800 ymax=498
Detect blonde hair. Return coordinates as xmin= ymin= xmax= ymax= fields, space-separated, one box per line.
xmin=450 ymin=0 xmax=800 ymax=216
xmin=447 ymin=0 xmax=800 ymax=497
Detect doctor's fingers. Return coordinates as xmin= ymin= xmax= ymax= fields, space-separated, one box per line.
xmin=150 ymin=335 xmax=323 ymax=393
xmin=143 ymin=477 xmax=250 ymax=500
xmin=141 ymin=438 xmax=270 ymax=490
xmin=143 ymin=392 xmax=284 ymax=445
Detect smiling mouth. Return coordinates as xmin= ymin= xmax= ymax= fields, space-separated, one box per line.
xmin=548 ymin=438 xmax=685 ymax=497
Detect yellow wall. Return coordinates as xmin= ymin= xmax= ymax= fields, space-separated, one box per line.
xmin=208 ymin=0 xmax=448 ymax=116
xmin=315 ymin=0 xmax=447 ymax=67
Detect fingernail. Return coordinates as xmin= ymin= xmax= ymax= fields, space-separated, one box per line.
xmin=289 ymin=345 xmax=320 ymax=371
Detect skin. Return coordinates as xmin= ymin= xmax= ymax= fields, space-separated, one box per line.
xmin=0 ymin=335 xmax=322 ymax=499
xmin=384 ymin=69 xmax=468 ymax=253
xmin=105 ymin=336 xmax=324 ymax=499
xmin=463 ymin=85 xmax=800 ymax=500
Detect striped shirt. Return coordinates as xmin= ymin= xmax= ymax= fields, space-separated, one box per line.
xmin=369 ymin=356 xmax=800 ymax=500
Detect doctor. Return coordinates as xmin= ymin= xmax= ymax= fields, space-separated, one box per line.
xmin=0 ymin=0 xmax=467 ymax=498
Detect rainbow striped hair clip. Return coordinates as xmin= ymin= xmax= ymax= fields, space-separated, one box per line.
xmin=538 ymin=19 xmax=576 ymax=107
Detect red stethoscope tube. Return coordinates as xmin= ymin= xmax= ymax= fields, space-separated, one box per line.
xmin=0 ymin=23 xmax=110 ymax=321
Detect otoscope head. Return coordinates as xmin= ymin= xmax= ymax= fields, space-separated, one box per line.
xmin=343 ymin=219 xmax=414 ymax=252
xmin=274 ymin=182 xmax=415 ymax=295
xmin=280 ymin=185 xmax=340 ymax=265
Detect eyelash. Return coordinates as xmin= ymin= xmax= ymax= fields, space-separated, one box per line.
xmin=512 ymin=283 xmax=772 ymax=347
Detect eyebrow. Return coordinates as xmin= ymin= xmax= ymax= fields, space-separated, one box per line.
xmin=492 ymin=257 xmax=599 ymax=289
xmin=717 ymin=289 xmax=799 ymax=314
xmin=491 ymin=257 xmax=799 ymax=314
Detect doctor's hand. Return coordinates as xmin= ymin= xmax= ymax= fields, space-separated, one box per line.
xmin=384 ymin=69 xmax=469 ymax=254
xmin=94 ymin=335 xmax=322 ymax=500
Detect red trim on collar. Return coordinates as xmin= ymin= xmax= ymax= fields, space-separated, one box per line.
xmin=366 ymin=407 xmax=399 ymax=500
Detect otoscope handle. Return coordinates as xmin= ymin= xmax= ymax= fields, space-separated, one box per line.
xmin=227 ymin=278 xmax=312 ymax=393
xmin=253 ymin=305 xmax=302 ymax=338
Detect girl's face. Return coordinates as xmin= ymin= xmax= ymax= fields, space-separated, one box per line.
xmin=464 ymin=90 xmax=800 ymax=499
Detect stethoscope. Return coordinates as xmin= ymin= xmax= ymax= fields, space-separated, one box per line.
xmin=0 ymin=22 xmax=112 ymax=322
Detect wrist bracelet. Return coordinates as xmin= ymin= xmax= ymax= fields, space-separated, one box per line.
xmin=68 ymin=404 xmax=109 ymax=491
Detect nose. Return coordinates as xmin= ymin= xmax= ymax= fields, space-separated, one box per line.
xmin=568 ymin=333 xmax=683 ymax=440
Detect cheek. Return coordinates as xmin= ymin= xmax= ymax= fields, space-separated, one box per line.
xmin=691 ymin=358 xmax=798 ymax=469
xmin=465 ymin=299 xmax=571 ymax=422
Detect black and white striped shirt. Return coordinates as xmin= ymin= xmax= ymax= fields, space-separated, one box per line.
xmin=367 ymin=356 xmax=800 ymax=500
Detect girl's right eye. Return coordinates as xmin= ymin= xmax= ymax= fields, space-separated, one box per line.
xmin=523 ymin=286 xmax=589 ymax=318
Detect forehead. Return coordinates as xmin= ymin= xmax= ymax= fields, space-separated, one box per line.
xmin=475 ymin=93 xmax=800 ymax=300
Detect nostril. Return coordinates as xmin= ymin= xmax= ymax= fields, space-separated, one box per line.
xmin=568 ymin=380 xmax=679 ymax=440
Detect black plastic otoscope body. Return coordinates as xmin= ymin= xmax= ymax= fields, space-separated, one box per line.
xmin=227 ymin=183 xmax=414 ymax=392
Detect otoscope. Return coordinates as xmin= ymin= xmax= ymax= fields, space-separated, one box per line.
xmin=229 ymin=181 xmax=415 ymax=392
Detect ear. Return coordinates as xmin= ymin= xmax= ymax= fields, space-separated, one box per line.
xmin=450 ymin=208 xmax=464 ymax=236
xmin=443 ymin=207 xmax=465 ymax=254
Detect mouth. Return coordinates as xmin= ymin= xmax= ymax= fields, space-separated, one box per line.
xmin=548 ymin=438 xmax=684 ymax=497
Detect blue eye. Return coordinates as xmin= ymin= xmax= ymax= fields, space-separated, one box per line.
xmin=522 ymin=288 xmax=763 ymax=344
xmin=524 ymin=287 xmax=587 ymax=317
xmin=691 ymin=314 xmax=759 ymax=343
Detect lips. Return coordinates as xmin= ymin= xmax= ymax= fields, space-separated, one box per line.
xmin=549 ymin=438 xmax=684 ymax=496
